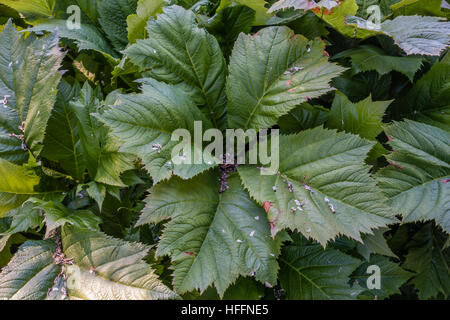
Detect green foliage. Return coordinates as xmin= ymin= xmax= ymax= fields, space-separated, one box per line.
xmin=137 ymin=172 xmax=285 ymax=296
xmin=71 ymin=83 xmax=135 ymax=187
xmin=0 ymin=20 xmax=64 ymax=159
xmin=0 ymin=240 xmax=60 ymax=300
xmin=218 ymin=0 xmax=272 ymax=25
xmin=357 ymin=228 xmax=398 ymax=260
xmin=28 ymin=19 xmax=119 ymax=59
xmin=347 ymin=15 xmax=450 ymax=56
xmin=352 ymin=255 xmax=413 ymax=299
xmin=390 ymin=0 xmax=450 ymax=18
xmin=279 ymin=234 xmax=362 ymax=299
xmin=97 ymin=79 xmax=216 ymax=184
xmin=97 ymin=0 xmax=138 ymax=52
xmin=402 ymin=223 xmax=449 ymax=299
xmin=227 ymin=26 xmax=344 ymax=130
xmin=278 ymin=103 xmax=330 ymax=134
xmin=126 ymin=0 xmax=164 ymax=44
xmin=125 ymin=5 xmax=227 ymax=128
xmin=0 ymin=0 xmax=448 ymax=301
xmin=377 ymin=121 xmax=449 ymax=233
xmin=333 ymin=45 xmax=423 ymax=81
xmin=0 ymin=0 xmax=54 ymax=23
xmin=239 ymin=127 xmax=395 ymax=246
xmin=62 ymin=226 xmax=178 ymax=300
xmin=0 ymin=157 xmax=63 ymax=216
xmin=327 ymin=92 xmax=392 ymax=140
xmin=26 ymin=198 xmax=102 ymax=237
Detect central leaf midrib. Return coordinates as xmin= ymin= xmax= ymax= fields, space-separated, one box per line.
xmin=178 ymin=190 xmax=269 ymax=292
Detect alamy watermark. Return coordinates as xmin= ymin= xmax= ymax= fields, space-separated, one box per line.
xmin=366 ymin=265 xmax=381 ymax=290
xmin=170 ymin=121 xmax=280 ymax=176
xmin=366 ymin=5 xmax=382 ymax=30
xmin=66 ymin=5 xmax=81 ymax=30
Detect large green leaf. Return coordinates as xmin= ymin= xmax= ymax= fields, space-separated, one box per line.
xmin=0 ymin=158 xmax=40 ymax=216
xmin=402 ymin=223 xmax=449 ymax=299
xmin=239 ymin=127 xmax=395 ymax=246
xmin=279 ymin=234 xmax=362 ymax=300
xmin=71 ymin=83 xmax=134 ymax=187
xmin=124 ymin=5 xmax=227 ymax=128
xmin=0 ymin=157 xmax=65 ymax=226
xmin=327 ymin=92 xmax=392 ymax=140
xmin=333 ymin=45 xmax=423 ymax=82
xmin=377 ymin=121 xmax=450 ymax=233
xmin=97 ymin=0 xmax=138 ymax=52
xmin=28 ymin=20 xmax=119 ymax=60
xmin=0 ymin=21 xmax=64 ymax=159
xmin=41 ymin=80 xmax=85 ymax=181
xmin=97 ymin=79 xmax=216 ymax=184
xmin=227 ymin=26 xmax=345 ymax=130
xmin=0 ymin=158 xmax=40 ymax=195
xmin=347 ymin=15 xmax=450 ymax=56
xmin=0 ymin=240 xmax=60 ymax=300
xmin=136 ymin=171 xmax=284 ymax=296
xmin=61 ymin=226 xmax=178 ymax=300
xmin=390 ymin=0 xmax=450 ymax=18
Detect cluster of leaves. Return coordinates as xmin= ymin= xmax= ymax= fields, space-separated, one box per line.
xmin=0 ymin=0 xmax=449 ymax=300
